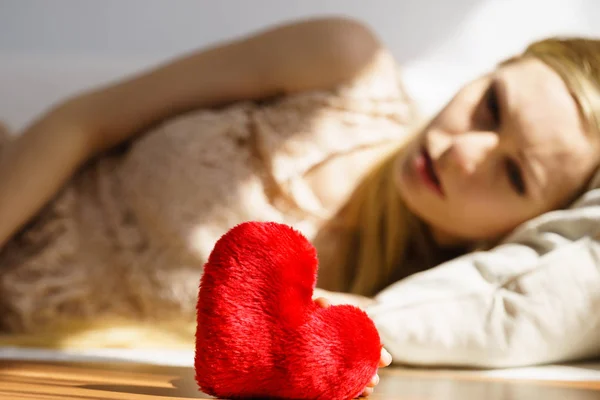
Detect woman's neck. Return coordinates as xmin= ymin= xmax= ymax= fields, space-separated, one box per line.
xmin=428 ymin=224 xmax=473 ymax=249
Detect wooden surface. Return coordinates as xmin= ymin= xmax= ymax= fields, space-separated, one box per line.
xmin=1 ymin=359 xmax=599 ymax=399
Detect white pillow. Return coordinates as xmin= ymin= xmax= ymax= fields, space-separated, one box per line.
xmin=366 ymin=172 xmax=600 ymax=368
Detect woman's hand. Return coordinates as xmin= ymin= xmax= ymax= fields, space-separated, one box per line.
xmin=312 ymin=288 xmax=377 ymax=310
xmin=314 ymin=297 xmax=392 ymax=398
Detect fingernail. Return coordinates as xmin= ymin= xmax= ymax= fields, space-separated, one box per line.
xmin=382 ymin=349 xmax=392 ymax=364
xmin=371 ymin=374 xmax=379 ymax=386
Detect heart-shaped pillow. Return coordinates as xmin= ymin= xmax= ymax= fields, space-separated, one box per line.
xmin=194 ymin=221 xmax=382 ymax=399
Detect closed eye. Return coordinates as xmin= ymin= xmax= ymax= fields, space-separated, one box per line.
xmin=505 ymin=158 xmax=526 ymax=196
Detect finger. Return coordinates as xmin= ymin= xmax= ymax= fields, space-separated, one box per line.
xmin=379 ymin=348 xmax=392 ymax=367
xmin=314 ymin=297 xmax=331 ymax=308
xmin=366 ymin=373 xmax=379 ymax=388
xmin=360 ymin=387 xmax=374 ymax=397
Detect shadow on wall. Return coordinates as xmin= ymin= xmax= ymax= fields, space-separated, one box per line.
xmin=0 ymin=0 xmax=485 ymax=130
xmin=354 ymin=0 xmax=485 ymax=64
xmin=0 ymin=0 xmax=484 ymax=63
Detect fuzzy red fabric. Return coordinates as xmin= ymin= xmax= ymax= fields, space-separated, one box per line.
xmin=194 ymin=221 xmax=382 ymax=399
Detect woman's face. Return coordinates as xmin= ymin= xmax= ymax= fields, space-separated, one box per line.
xmin=395 ymin=57 xmax=600 ymax=246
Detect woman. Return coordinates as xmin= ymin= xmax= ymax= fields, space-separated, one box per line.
xmin=0 ymin=16 xmax=599 ymax=384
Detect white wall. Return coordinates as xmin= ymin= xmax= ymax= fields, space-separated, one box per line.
xmin=1 ymin=0 xmax=600 ymax=130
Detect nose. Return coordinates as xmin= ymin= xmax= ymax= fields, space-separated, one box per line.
xmin=437 ymin=131 xmax=498 ymax=177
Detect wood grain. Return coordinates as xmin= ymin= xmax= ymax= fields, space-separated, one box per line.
xmin=0 ymin=359 xmax=598 ymax=399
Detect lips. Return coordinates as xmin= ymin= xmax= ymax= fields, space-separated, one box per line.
xmin=415 ymin=146 xmax=444 ymax=196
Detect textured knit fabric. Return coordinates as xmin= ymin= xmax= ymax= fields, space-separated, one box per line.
xmin=0 ymin=50 xmax=416 ymax=332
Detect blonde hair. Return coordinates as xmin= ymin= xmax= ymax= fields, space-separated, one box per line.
xmin=313 ymin=141 xmax=436 ymax=296
xmin=316 ymin=37 xmax=600 ymax=297
xmin=4 ymin=37 xmax=600 ymax=350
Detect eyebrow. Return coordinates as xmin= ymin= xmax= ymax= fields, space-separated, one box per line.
xmin=494 ymin=77 xmax=508 ymax=125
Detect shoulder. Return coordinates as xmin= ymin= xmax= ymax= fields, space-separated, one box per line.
xmin=268 ymin=16 xmax=382 ymax=55
xmin=315 ymin=17 xmax=386 ymax=81
xmin=262 ymin=17 xmax=387 ymax=93
xmin=302 ymin=17 xmax=382 ymax=60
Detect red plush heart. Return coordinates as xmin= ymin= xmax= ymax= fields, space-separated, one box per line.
xmin=194 ymin=221 xmax=381 ymax=399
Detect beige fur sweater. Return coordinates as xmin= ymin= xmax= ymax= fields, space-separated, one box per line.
xmin=0 ymin=51 xmax=417 ymax=333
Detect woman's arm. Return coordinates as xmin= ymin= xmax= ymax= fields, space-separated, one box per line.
xmin=0 ymin=17 xmax=382 ymax=248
